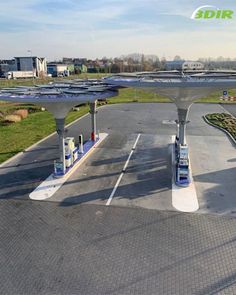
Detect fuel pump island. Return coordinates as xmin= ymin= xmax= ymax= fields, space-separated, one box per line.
xmin=105 ymin=71 xmax=236 ymax=186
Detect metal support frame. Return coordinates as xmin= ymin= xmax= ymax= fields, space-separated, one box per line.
xmin=89 ymin=100 xmax=97 ymax=141
xmin=55 ymin=118 xmax=66 ymax=174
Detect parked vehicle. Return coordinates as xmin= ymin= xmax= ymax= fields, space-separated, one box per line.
xmin=57 ymin=70 xmax=70 ymax=78
xmin=57 ymin=72 xmax=64 ymax=77
xmin=5 ymin=71 xmax=36 ymax=80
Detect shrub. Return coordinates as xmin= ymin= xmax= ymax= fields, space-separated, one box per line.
xmin=206 ymin=112 xmax=236 ymax=141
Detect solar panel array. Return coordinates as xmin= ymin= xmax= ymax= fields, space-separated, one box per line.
xmin=0 ymin=79 xmax=121 ymax=98
xmin=106 ymin=71 xmax=236 ymax=82
xmin=1 ymin=72 xmax=236 ymax=100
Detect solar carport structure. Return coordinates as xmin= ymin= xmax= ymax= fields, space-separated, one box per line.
xmin=0 ymin=80 xmax=119 ymax=175
xmin=105 ymin=71 xmax=236 ymax=185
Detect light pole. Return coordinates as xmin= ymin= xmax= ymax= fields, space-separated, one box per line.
xmin=27 ymin=50 xmax=34 ymax=83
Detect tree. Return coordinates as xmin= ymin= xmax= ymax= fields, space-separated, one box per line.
xmin=174 ymin=55 xmax=182 ymax=61
xmin=160 ymin=57 xmax=166 ymax=70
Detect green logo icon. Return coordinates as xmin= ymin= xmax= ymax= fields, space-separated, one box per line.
xmin=191 ymin=5 xmax=234 ymax=19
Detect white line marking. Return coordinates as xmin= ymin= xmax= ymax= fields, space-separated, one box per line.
xmin=106 ymin=134 xmax=141 ymax=206
xmin=29 ymin=133 xmax=108 ymax=200
xmin=122 ymin=150 xmax=134 ymax=172
xmin=132 ymin=133 xmax=141 ymax=150
xmin=106 ymin=173 xmax=125 ymax=206
xmin=171 ymin=136 xmax=199 ymax=213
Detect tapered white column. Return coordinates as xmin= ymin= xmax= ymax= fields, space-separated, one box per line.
xmin=177 ymin=108 xmax=189 ymax=145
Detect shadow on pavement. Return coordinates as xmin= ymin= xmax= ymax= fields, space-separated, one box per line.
xmin=194 ymin=166 xmax=236 ymax=215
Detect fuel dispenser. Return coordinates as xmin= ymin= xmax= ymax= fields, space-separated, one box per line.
xmin=64 ymin=137 xmax=75 ymax=168
xmin=176 ymin=144 xmax=189 ymax=185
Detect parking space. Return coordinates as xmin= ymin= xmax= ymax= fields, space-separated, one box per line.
xmin=107 ymin=134 xmax=173 ymax=210
xmin=49 ymin=133 xmax=140 ymax=206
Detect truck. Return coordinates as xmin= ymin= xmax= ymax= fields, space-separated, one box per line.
xmin=5 ymin=71 xmax=36 ymax=80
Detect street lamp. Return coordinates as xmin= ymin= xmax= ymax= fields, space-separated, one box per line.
xmin=27 ymin=50 xmax=34 ymax=83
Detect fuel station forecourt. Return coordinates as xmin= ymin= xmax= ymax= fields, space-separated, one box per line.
xmin=105 ymin=71 xmax=236 ymax=186
xmin=1 ymin=72 xmax=236 ymax=188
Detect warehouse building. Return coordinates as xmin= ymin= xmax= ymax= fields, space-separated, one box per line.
xmin=14 ymin=56 xmax=47 ymax=77
xmin=47 ymin=63 xmax=71 ymax=77
xmin=166 ymin=60 xmax=204 ymax=71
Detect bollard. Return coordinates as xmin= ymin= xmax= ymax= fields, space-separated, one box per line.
xmin=79 ymin=134 xmax=84 ymax=153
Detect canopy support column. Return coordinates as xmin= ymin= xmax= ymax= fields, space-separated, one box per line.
xmin=177 ymin=108 xmax=189 ymax=145
xmin=175 ymin=120 xmax=180 ymax=141
xmin=55 ymin=118 xmax=66 ymax=174
xmin=89 ymin=100 xmax=97 ymax=141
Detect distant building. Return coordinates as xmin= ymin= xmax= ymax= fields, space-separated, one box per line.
xmin=73 ymin=58 xmax=87 ymax=64
xmin=74 ymin=63 xmax=87 ymax=74
xmin=62 ymin=57 xmax=74 ymax=64
xmin=166 ymin=60 xmax=204 ymax=71
xmin=47 ymin=63 xmax=70 ymax=77
xmin=0 ymin=59 xmax=15 ymax=76
xmin=87 ymin=61 xmax=99 ymax=73
xmin=14 ymin=56 xmax=47 ymax=77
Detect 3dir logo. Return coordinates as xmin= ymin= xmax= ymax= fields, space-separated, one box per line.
xmin=191 ymin=5 xmax=234 ymax=19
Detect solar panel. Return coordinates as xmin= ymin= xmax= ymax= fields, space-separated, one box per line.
xmin=0 ymin=79 xmax=119 ymax=104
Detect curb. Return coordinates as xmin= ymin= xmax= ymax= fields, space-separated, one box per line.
xmin=203 ymin=115 xmax=236 ymax=146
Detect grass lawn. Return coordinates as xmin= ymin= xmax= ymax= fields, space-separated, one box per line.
xmin=0 ymin=73 xmax=236 ymax=164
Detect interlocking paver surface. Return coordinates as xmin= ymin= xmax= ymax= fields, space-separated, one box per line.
xmin=1 ymin=200 xmax=236 ymax=295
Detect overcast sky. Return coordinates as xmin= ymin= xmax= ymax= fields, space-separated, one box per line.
xmin=0 ymin=0 xmax=236 ymax=60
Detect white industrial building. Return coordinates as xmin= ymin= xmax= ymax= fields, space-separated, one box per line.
xmin=47 ymin=63 xmax=69 ymax=77
xmin=166 ymin=60 xmax=204 ymax=71
xmin=14 ymin=56 xmax=47 ymax=77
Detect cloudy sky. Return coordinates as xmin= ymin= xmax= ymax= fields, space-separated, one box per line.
xmin=0 ymin=0 xmax=236 ymax=60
